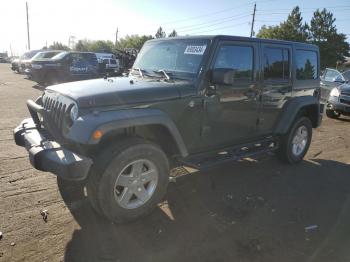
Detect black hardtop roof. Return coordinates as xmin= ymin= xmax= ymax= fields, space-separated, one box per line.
xmin=148 ymin=35 xmax=318 ymax=50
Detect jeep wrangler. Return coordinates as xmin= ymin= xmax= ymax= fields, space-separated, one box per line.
xmin=14 ymin=36 xmax=323 ymax=223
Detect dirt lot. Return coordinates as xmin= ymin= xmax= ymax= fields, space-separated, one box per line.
xmin=0 ymin=63 xmax=350 ymax=262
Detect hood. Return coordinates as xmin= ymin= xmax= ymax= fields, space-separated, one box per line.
xmin=45 ymin=77 xmax=194 ymax=108
xmin=339 ymin=83 xmax=350 ymax=93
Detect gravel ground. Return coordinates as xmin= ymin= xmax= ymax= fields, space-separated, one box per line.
xmin=0 ymin=63 xmax=350 ymax=262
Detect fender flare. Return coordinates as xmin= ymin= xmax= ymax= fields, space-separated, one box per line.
xmin=274 ymin=96 xmax=321 ymax=134
xmin=67 ymin=109 xmax=189 ymax=157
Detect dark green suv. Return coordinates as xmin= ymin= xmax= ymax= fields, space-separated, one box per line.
xmin=14 ymin=36 xmax=323 ymax=222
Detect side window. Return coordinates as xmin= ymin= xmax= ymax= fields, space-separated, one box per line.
xmin=213 ymin=45 xmax=254 ymax=81
xmin=264 ymin=47 xmax=289 ymax=81
xmin=296 ymin=50 xmax=318 ymax=80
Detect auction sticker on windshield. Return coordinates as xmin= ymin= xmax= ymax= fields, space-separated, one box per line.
xmin=184 ymin=45 xmax=207 ymax=55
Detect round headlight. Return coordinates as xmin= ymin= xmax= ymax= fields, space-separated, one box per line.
xmin=70 ymin=104 xmax=79 ymax=121
xmin=330 ymin=88 xmax=340 ymax=97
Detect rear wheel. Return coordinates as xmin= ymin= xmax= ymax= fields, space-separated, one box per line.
xmin=277 ymin=117 xmax=312 ymax=164
xmin=87 ymin=138 xmax=169 ymax=223
xmin=326 ymin=109 xmax=341 ymax=119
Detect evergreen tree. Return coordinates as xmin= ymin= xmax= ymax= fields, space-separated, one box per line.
xmin=168 ymin=30 xmax=178 ymax=37
xmin=256 ymin=6 xmax=308 ymax=42
xmin=309 ymin=9 xmax=349 ymax=67
xmin=155 ymin=27 xmax=166 ymax=38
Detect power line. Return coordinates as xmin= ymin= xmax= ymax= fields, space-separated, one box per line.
xmin=184 ymin=21 xmax=250 ymax=35
xmin=177 ymin=14 xmax=251 ymax=33
xmin=174 ymin=12 xmax=251 ymax=31
xmin=257 ymin=5 xmax=350 ymax=11
xmin=161 ymin=0 xmax=278 ymax=25
xmin=256 ymin=8 xmax=350 ymax=15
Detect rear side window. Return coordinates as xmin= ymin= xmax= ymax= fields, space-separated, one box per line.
xmin=296 ymin=50 xmax=318 ymax=80
xmin=213 ymin=45 xmax=253 ymax=81
xmin=264 ymin=47 xmax=289 ymax=81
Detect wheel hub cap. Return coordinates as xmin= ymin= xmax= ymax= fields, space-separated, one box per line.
xmin=291 ymin=125 xmax=308 ymax=157
xmin=114 ymin=159 xmax=158 ymax=209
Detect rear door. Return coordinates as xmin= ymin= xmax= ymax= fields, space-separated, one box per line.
xmin=258 ymin=43 xmax=292 ymax=135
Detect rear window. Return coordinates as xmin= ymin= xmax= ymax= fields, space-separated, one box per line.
xmin=296 ymin=50 xmax=318 ymax=80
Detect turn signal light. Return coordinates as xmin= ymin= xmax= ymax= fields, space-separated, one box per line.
xmin=92 ymin=130 xmax=103 ymax=140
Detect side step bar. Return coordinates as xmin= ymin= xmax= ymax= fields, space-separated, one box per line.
xmin=179 ymin=137 xmax=278 ymax=170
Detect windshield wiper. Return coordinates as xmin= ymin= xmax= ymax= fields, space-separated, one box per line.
xmin=153 ymin=69 xmax=171 ymax=81
xmin=132 ymin=67 xmax=146 ymax=78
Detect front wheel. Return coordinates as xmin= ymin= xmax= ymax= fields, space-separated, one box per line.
xmin=277 ymin=117 xmax=312 ymax=164
xmin=87 ymin=138 xmax=169 ymax=223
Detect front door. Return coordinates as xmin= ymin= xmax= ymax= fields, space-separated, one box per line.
xmin=201 ymin=40 xmax=260 ymax=149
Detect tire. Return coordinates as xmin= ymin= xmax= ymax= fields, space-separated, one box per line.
xmin=277 ymin=117 xmax=312 ymax=164
xmin=57 ymin=177 xmax=86 ymax=203
xmin=326 ymin=109 xmax=341 ymax=119
xmin=87 ymin=137 xmax=169 ymax=223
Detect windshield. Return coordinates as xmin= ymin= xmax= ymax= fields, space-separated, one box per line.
xmin=51 ymin=51 xmax=68 ymax=60
xmin=32 ymin=51 xmax=62 ymax=60
xmin=22 ymin=50 xmax=39 ymax=59
xmin=132 ymin=39 xmax=209 ymax=79
xmin=342 ymin=70 xmax=350 ymax=81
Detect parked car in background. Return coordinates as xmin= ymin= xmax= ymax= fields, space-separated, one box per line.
xmin=11 ymin=57 xmax=20 ymax=72
xmin=320 ymin=68 xmax=350 ymax=118
xmin=30 ymin=51 xmax=99 ymax=85
xmin=18 ymin=50 xmax=42 ymax=73
xmin=0 ymin=52 xmax=9 ymax=63
xmin=103 ymin=58 xmax=121 ymax=75
xmin=24 ymin=50 xmax=63 ymax=78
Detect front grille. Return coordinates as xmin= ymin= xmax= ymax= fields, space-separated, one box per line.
xmin=341 ymin=91 xmax=350 ymax=97
xmin=43 ymin=97 xmax=66 ymax=129
xmin=42 ymin=92 xmax=75 ymax=141
xmin=340 ymin=99 xmax=350 ymax=106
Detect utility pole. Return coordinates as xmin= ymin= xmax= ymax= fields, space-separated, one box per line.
xmin=115 ymin=28 xmax=119 ymax=46
xmin=250 ymin=3 xmax=256 ymax=37
xmin=26 ymin=2 xmax=31 ymax=50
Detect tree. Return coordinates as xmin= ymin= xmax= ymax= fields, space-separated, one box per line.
xmin=309 ymin=8 xmax=349 ymax=68
xmin=155 ymin=27 xmax=166 ymax=38
xmin=74 ymin=39 xmax=115 ymax=52
xmin=116 ymin=35 xmax=154 ymax=50
xmin=74 ymin=40 xmax=89 ymax=51
xmin=256 ymin=7 xmax=350 ymax=68
xmin=88 ymin=40 xmax=114 ymax=53
xmin=256 ymin=6 xmax=308 ymax=42
xmin=49 ymin=41 xmax=70 ymax=51
xmin=168 ymin=30 xmax=178 ymax=37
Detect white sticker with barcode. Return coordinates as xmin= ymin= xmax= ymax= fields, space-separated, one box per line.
xmin=184 ymin=45 xmax=207 ymax=55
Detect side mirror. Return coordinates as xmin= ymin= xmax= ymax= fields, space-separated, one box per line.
xmin=211 ymin=68 xmax=235 ymax=85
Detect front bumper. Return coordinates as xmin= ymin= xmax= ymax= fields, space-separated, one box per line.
xmin=328 ymin=98 xmax=350 ymax=114
xmin=14 ymin=118 xmax=93 ymax=181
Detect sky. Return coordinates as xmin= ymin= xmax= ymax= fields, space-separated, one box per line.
xmin=0 ymin=0 xmax=349 ymax=55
